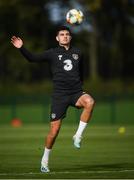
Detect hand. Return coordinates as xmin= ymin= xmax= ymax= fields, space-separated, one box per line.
xmin=11 ymin=36 xmax=23 ymax=48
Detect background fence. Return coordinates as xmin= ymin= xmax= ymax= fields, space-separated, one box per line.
xmin=0 ymin=94 xmax=134 ymax=125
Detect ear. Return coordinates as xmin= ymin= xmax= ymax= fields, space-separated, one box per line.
xmin=56 ymin=36 xmax=59 ymax=42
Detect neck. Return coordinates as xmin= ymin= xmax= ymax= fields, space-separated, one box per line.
xmin=59 ymin=44 xmax=70 ymax=50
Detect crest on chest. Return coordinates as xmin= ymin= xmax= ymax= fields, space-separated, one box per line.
xmin=72 ymin=54 xmax=79 ymax=60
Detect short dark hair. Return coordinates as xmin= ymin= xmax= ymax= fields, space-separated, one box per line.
xmin=56 ymin=25 xmax=72 ymax=36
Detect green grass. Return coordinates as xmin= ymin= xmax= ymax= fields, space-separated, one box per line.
xmin=0 ymin=124 xmax=134 ymax=179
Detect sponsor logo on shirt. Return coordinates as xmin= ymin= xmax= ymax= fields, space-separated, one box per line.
xmin=58 ymin=55 xmax=63 ymax=60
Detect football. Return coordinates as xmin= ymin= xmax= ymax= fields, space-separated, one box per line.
xmin=66 ymin=9 xmax=84 ymax=25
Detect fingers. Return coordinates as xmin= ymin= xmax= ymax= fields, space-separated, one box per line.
xmin=11 ymin=36 xmax=16 ymax=40
xmin=17 ymin=37 xmax=21 ymax=40
xmin=10 ymin=35 xmax=23 ymax=48
xmin=11 ymin=36 xmax=21 ymax=45
xmin=11 ymin=36 xmax=19 ymax=41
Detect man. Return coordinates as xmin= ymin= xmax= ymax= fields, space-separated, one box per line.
xmin=11 ymin=26 xmax=95 ymax=173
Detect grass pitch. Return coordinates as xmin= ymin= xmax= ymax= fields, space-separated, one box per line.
xmin=0 ymin=124 xmax=134 ymax=179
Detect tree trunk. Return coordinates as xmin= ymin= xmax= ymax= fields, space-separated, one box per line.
xmin=89 ymin=17 xmax=98 ymax=80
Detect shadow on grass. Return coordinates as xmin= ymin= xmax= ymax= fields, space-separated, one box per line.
xmin=54 ymin=163 xmax=134 ymax=172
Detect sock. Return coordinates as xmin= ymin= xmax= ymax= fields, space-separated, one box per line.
xmin=41 ymin=147 xmax=51 ymax=166
xmin=75 ymin=120 xmax=87 ymax=137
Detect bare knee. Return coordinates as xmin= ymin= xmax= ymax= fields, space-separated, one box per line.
xmin=85 ymin=97 xmax=95 ymax=110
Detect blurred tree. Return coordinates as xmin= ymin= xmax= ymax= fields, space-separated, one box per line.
xmin=84 ymin=0 xmax=134 ymax=80
xmin=83 ymin=0 xmax=101 ymax=81
xmin=0 ymin=0 xmax=133 ymax=91
xmin=0 ymin=0 xmax=51 ymax=83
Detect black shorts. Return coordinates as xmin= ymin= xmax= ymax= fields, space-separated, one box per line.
xmin=50 ymin=91 xmax=86 ymax=121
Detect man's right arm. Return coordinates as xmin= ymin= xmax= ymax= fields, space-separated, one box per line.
xmin=11 ymin=36 xmax=51 ymax=62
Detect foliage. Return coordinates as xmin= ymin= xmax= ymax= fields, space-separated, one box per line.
xmin=0 ymin=0 xmax=134 ymax=94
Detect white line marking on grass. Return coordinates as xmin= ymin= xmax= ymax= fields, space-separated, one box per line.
xmin=0 ymin=169 xmax=134 ymax=176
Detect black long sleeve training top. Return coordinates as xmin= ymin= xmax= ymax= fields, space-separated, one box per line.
xmin=20 ymin=45 xmax=84 ymax=93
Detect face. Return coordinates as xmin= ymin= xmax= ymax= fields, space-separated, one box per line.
xmin=56 ymin=30 xmax=72 ymax=46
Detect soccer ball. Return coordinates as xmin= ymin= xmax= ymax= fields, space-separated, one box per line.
xmin=66 ymin=9 xmax=84 ymax=25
